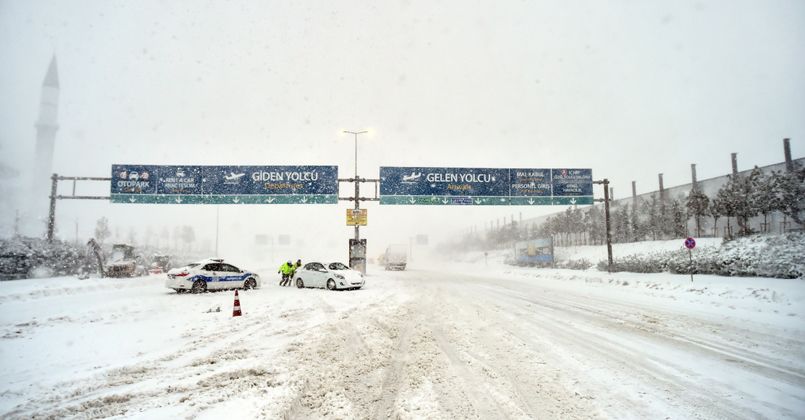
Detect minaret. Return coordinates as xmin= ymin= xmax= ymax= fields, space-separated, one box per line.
xmin=30 ymin=55 xmax=60 ymax=221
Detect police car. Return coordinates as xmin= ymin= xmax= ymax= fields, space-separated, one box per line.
xmin=293 ymin=261 xmax=364 ymax=290
xmin=165 ymin=258 xmax=261 ymax=293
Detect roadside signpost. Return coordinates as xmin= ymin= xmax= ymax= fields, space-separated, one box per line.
xmin=378 ymin=167 xmax=593 ymax=205
xmin=110 ymin=165 xmax=338 ymax=204
xmin=684 ymin=237 xmax=696 ymax=282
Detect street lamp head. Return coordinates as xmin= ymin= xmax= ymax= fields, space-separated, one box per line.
xmin=343 ymin=130 xmax=369 ymax=136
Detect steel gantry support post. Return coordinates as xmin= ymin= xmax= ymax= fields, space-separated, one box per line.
xmin=47 ymin=173 xmax=58 ymax=242
xmin=344 ymin=130 xmax=368 ymax=241
xmin=46 ymin=175 xmax=113 ymax=243
xmin=594 ymin=178 xmax=613 ymax=272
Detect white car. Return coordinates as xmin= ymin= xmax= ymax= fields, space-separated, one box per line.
xmin=165 ymin=258 xmax=261 ymax=293
xmin=293 ymin=261 xmax=364 ymax=290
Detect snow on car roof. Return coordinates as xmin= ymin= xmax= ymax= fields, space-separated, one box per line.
xmin=190 ymin=258 xmax=226 ymax=265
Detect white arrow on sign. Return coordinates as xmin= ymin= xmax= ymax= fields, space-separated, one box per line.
xmin=128 ymin=197 xmax=137 ymax=203
xmin=264 ymin=197 xmax=275 ymax=203
xmin=442 ymin=198 xmax=449 ymax=204
xmin=528 ymin=198 xmax=535 ymax=205
xmin=570 ymin=198 xmax=577 ymax=204
xmin=232 ymin=197 xmax=240 ymax=203
xmin=408 ymin=197 xmax=416 ymax=204
xmin=475 ymin=198 xmax=482 ymax=204
xmin=175 ymin=197 xmax=183 ymax=204
xmin=300 ymin=196 xmax=308 ymax=203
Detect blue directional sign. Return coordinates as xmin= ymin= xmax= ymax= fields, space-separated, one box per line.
xmin=379 ymin=166 xmax=593 ymax=205
xmin=551 ymin=168 xmax=593 ymax=196
xmin=111 ymin=165 xmax=338 ymax=204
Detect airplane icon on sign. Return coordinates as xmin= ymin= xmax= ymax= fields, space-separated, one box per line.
xmin=224 ymin=172 xmax=246 ymax=181
xmin=402 ymin=172 xmax=422 ymax=183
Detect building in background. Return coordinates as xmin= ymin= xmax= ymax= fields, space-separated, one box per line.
xmin=26 ymin=55 xmax=60 ymax=234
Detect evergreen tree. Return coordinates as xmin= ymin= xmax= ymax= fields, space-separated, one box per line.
xmin=584 ymin=206 xmax=605 ymax=245
xmin=752 ymin=168 xmax=778 ymax=233
xmin=774 ymin=163 xmax=805 ymax=227
xmin=713 ymin=184 xmax=737 ymax=238
xmin=669 ymin=199 xmax=687 ymax=238
xmin=686 ymin=187 xmax=709 ymax=237
xmin=612 ymin=205 xmax=631 ymax=243
xmin=708 ymin=197 xmax=723 ymax=237
xmin=630 ymin=199 xmax=642 ymax=241
xmin=642 ymin=195 xmax=662 ymax=240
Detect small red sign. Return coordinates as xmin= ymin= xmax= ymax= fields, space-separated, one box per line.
xmin=684 ymin=237 xmax=696 ymax=249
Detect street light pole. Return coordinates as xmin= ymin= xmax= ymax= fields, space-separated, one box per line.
xmin=344 ymin=130 xmax=368 ymax=241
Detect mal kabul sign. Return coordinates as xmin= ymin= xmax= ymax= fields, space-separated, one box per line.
xmin=379 ymin=167 xmax=593 ymax=205
xmin=110 ymin=165 xmax=338 ymax=204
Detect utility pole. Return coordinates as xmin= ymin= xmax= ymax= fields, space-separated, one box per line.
xmin=594 ymin=179 xmax=613 ymax=272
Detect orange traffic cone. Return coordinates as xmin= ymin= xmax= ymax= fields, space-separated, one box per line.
xmin=233 ymin=290 xmax=242 ymax=317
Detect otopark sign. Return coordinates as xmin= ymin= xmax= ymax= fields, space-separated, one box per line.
xmin=379 ymin=167 xmax=593 ymax=205
xmin=110 ymin=165 xmax=338 ymax=204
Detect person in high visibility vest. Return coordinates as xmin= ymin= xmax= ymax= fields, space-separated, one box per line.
xmin=278 ymin=261 xmax=294 ymax=286
xmin=290 ymin=259 xmax=302 ymax=284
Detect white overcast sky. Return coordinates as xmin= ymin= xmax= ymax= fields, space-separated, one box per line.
xmin=1 ymin=0 xmax=803 ymax=256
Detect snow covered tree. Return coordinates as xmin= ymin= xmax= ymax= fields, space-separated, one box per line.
xmin=94 ymin=217 xmax=111 ymax=244
xmin=641 ymin=195 xmax=662 ymax=240
xmin=668 ymin=199 xmax=687 ymax=238
xmin=712 ymin=185 xmax=737 ymax=238
xmin=734 ymin=173 xmax=760 ymax=236
xmin=751 ymin=168 xmax=778 ymax=233
xmin=686 ymin=187 xmax=709 ymax=237
xmin=585 ymin=206 xmax=606 ymax=245
xmin=708 ymin=197 xmax=722 ymax=237
xmin=630 ymin=200 xmax=642 ymax=241
xmin=712 ymin=174 xmax=758 ymax=237
xmin=773 ymin=164 xmax=805 ymax=228
xmin=612 ymin=204 xmax=631 ymax=243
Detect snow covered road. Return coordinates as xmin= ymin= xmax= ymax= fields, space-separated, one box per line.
xmin=1 ymin=265 xmax=803 ymax=419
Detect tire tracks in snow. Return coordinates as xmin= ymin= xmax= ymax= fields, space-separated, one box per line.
xmin=478 ymin=280 xmax=804 ymax=419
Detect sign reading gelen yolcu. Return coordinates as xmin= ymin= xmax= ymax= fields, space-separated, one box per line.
xmin=111 ymin=165 xmax=338 ymax=204
xmin=379 ymin=167 xmax=593 ymax=205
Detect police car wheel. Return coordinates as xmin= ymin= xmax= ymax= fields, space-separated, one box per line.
xmin=296 ymin=278 xmax=305 ymax=288
xmin=243 ymin=278 xmax=257 ymax=290
xmin=326 ymin=279 xmax=336 ymax=290
xmin=191 ymin=280 xmax=207 ymax=293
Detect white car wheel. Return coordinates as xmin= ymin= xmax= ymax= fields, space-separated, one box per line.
xmin=326 ymin=279 xmax=336 ymax=290
xmin=296 ymin=278 xmax=305 ymax=288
